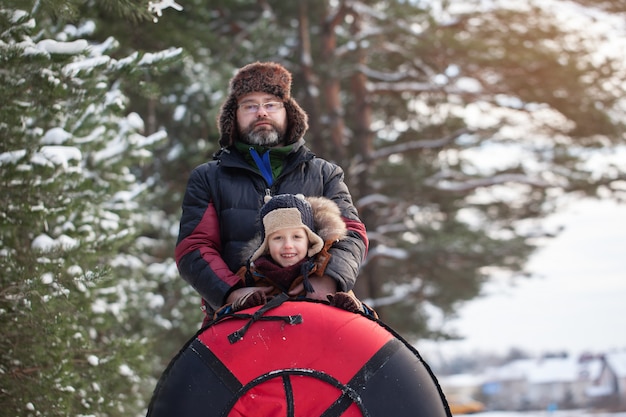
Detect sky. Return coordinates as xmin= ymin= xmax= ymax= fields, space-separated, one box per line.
xmin=422 ymin=198 xmax=626 ymax=359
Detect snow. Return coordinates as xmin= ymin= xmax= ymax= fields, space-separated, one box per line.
xmin=367 ymin=278 xmax=424 ymax=308
xmin=9 ymin=9 xmax=29 ymax=23
xmin=41 ymin=273 xmax=54 ymax=285
xmin=607 ymin=351 xmax=626 ymax=378
xmin=440 ymin=372 xmax=486 ymax=387
xmin=59 ymin=21 xmax=96 ymax=38
xmin=63 ymin=56 xmax=111 ymax=77
xmin=35 ymin=39 xmax=88 ymax=55
xmin=88 ymin=36 xmax=118 ymax=56
xmin=118 ymin=364 xmax=134 ymax=377
xmin=126 ymin=112 xmax=145 ymax=131
xmin=173 ymin=104 xmax=186 ymax=121
xmin=91 ymin=136 xmax=128 ymax=164
xmin=118 ymin=364 xmax=140 ymax=383
xmin=147 ymin=294 xmax=165 ymax=310
xmin=146 ymin=260 xmax=179 ymax=279
xmin=34 ymin=146 xmax=82 ymax=170
xmin=74 ymin=126 xmax=106 ymax=145
xmin=524 ymin=356 xmax=593 ymax=384
xmin=0 ymin=149 xmax=27 ymax=164
xmin=67 ymin=265 xmax=84 ymax=276
xmin=366 ymin=244 xmax=408 ymax=260
xmin=41 ymin=127 xmax=73 ymax=145
xmin=132 ymin=130 xmax=168 ymax=148
xmin=32 ymin=234 xmax=79 ymax=252
xmin=138 ymin=48 xmax=183 ymax=66
xmin=148 ymin=0 xmax=184 ymax=17
xmin=428 ymin=173 xmax=550 ymax=192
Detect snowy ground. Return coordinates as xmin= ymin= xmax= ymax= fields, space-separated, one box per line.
xmin=475 ymin=411 xmax=626 ymax=417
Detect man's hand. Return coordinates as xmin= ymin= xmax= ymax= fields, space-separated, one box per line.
xmin=288 ymin=275 xmax=338 ymax=300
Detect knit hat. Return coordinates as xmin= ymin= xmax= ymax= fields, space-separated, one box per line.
xmin=217 ymin=62 xmax=309 ymax=147
xmin=250 ymin=194 xmax=324 ymax=263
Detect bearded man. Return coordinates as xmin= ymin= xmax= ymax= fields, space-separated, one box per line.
xmin=175 ymin=62 xmax=369 ymax=325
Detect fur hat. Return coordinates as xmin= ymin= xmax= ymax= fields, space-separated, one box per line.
xmin=250 ymin=194 xmax=324 ymax=263
xmin=217 ymin=62 xmax=309 ymax=147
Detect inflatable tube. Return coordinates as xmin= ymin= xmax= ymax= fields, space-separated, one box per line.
xmin=147 ymin=297 xmax=452 ymax=417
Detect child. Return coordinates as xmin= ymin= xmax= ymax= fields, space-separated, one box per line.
xmin=223 ymin=194 xmax=376 ymax=318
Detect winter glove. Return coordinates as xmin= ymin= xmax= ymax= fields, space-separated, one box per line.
xmin=232 ymin=288 xmax=268 ymax=312
xmin=327 ymin=291 xmax=379 ymax=319
xmin=327 ymin=291 xmax=361 ymax=313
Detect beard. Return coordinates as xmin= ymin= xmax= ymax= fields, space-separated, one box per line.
xmin=239 ymin=120 xmax=286 ymax=147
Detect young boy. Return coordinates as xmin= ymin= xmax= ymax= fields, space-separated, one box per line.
xmin=222 ymin=194 xmax=376 ymax=318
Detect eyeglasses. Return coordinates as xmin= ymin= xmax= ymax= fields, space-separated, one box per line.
xmin=237 ymin=101 xmax=285 ymax=114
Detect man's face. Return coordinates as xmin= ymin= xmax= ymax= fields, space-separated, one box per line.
xmin=237 ymin=92 xmax=287 ymax=147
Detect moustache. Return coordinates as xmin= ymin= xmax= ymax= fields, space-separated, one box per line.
xmin=252 ymin=120 xmax=278 ymax=130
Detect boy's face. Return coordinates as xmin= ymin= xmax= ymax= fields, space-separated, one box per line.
xmin=267 ymin=227 xmax=309 ymax=267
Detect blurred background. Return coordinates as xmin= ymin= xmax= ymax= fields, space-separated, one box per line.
xmin=426 ymin=198 xmax=626 ymax=358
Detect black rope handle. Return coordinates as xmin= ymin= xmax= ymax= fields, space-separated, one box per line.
xmin=227 ymin=293 xmax=303 ymax=344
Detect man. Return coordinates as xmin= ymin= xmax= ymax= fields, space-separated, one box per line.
xmin=175 ymin=61 xmax=368 ymax=324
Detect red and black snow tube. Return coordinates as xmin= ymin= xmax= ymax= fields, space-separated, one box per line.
xmin=147 ymin=296 xmax=452 ymax=417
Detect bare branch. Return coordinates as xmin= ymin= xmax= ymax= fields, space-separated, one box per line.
xmin=424 ymin=173 xmax=552 ymax=192
xmin=368 ymin=128 xmax=470 ymax=161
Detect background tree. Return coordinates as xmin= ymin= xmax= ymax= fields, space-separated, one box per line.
xmin=0 ymin=1 xmax=181 ymax=415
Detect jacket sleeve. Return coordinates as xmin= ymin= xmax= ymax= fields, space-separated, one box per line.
xmin=320 ymin=163 xmax=369 ymax=292
xmin=175 ymin=165 xmax=242 ymax=310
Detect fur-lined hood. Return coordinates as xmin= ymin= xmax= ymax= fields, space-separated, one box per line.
xmin=217 ymin=62 xmax=309 ymax=148
xmin=241 ymin=196 xmax=347 ymax=263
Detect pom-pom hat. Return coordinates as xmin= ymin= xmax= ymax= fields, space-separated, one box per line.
xmin=217 ymin=62 xmax=309 ymax=147
xmin=250 ymin=194 xmax=324 ymax=263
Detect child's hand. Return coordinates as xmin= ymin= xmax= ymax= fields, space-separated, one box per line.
xmin=289 ymin=275 xmax=337 ymax=300
xmin=327 ymin=292 xmax=364 ymax=314
xmin=227 ymin=287 xmax=273 ymax=311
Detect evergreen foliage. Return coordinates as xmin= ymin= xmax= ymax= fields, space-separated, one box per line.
xmin=0 ymin=3 xmax=181 ymax=416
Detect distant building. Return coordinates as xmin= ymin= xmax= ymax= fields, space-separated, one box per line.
xmin=587 ymin=351 xmax=626 ymax=411
xmin=481 ymin=358 xmax=538 ymax=411
xmin=523 ymin=353 xmax=602 ymax=410
xmin=439 ymin=351 xmax=626 ymax=412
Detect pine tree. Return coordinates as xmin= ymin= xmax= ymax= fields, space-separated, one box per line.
xmin=0 ymin=3 xmax=181 ymax=416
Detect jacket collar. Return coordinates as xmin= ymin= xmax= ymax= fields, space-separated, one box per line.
xmin=217 ymin=139 xmax=309 ymax=162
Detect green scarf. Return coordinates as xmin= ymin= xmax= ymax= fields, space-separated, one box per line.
xmin=234 ymin=142 xmax=294 ymax=181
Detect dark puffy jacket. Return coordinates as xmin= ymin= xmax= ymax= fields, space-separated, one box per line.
xmin=175 ymin=139 xmax=368 ymax=316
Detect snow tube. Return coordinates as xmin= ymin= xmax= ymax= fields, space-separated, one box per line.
xmin=147 ymin=296 xmax=451 ymax=417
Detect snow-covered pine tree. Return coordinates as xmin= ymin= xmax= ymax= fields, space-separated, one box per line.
xmin=0 ymin=4 xmax=181 ymax=416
